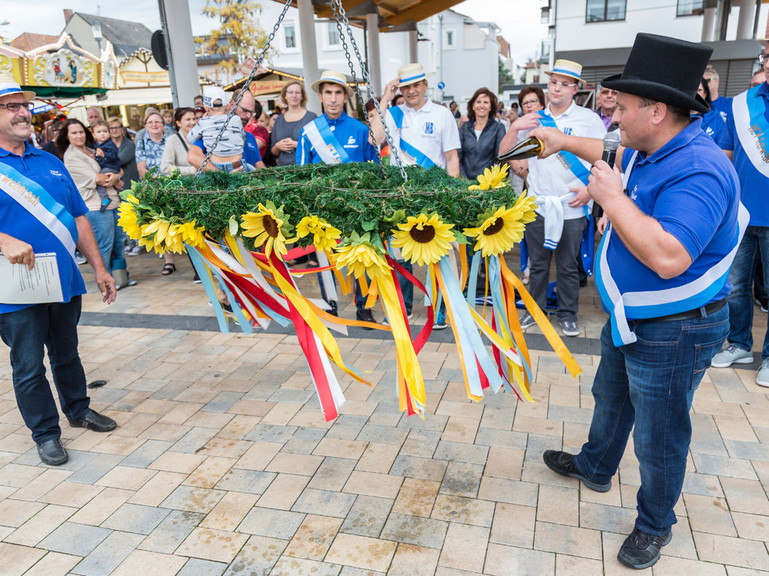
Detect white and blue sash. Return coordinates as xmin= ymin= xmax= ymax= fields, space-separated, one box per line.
xmin=303 ymin=116 xmax=350 ymax=165
xmin=732 ymin=86 xmax=769 ymax=178
xmin=389 ymin=106 xmax=435 ymax=169
xmin=596 ymin=151 xmax=748 ymax=347
xmin=0 ymin=162 xmax=78 ymax=264
xmin=538 ymin=112 xmax=591 ymax=186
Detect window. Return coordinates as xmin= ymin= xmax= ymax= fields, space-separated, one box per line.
xmin=586 ymin=0 xmax=627 ymax=22
xmin=444 ymin=29 xmax=455 ymax=49
xmin=677 ymin=0 xmax=704 ymax=16
xmin=285 ymin=22 xmax=296 ymax=49
xmin=328 ymin=24 xmax=340 ymax=47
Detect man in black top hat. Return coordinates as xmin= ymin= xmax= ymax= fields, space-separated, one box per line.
xmin=529 ymin=33 xmax=744 ymax=570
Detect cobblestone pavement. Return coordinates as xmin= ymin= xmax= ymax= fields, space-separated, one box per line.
xmin=1 ymin=251 xmax=768 ymax=575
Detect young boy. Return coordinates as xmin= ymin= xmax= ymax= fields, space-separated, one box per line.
xmin=186 ymin=86 xmax=250 ymax=172
xmin=91 ymin=119 xmax=121 ymax=211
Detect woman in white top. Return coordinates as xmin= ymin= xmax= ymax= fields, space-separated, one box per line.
xmin=161 ymin=107 xmax=197 ymax=177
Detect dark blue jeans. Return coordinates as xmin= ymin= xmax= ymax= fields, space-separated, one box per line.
xmin=0 ymin=297 xmax=90 ymax=443
xmin=574 ymin=307 xmax=728 ymax=535
xmin=725 ymin=226 xmax=769 ymax=360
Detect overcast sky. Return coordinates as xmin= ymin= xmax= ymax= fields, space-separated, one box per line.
xmin=2 ymin=0 xmax=547 ymax=65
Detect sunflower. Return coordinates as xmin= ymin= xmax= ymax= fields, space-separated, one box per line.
xmin=335 ymin=242 xmax=390 ymax=279
xmin=176 ymin=220 xmax=206 ymax=249
xmin=469 ymin=163 xmax=509 ymax=191
xmin=241 ymin=203 xmax=290 ymax=257
xmin=390 ymin=213 xmax=455 ymax=266
xmin=117 ymin=198 xmax=142 ymax=240
xmin=142 ymin=219 xmax=173 ymax=254
xmin=296 ymin=215 xmax=341 ymax=252
xmin=464 ymin=194 xmax=537 ymax=257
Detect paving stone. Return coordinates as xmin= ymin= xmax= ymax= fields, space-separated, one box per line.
xmin=390 ymin=455 xmax=447 ymax=481
xmin=490 ymin=502 xmax=536 ymax=548
xmin=281 ymin=427 xmax=327 ymax=455
xmin=484 ymin=543 xmax=555 ymax=576
xmin=109 ymin=549 xmax=187 ymax=576
xmin=37 ymin=521 xmax=111 ymax=556
xmin=340 ymin=495 xmax=393 ymax=537
xmin=433 ymin=441 xmax=488 ymax=465
xmin=356 ymin=424 xmax=409 ymax=446
xmin=682 ymin=473 xmax=725 ymax=498
xmin=691 ymin=453 xmax=758 ymax=480
xmin=120 ymin=440 xmax=174 ymax=468
xmin=388 ymin=543 xmax=441 ymax=576
xmin=177 ymin=527 xmax=250 ymax=563
xmin=0 ymin=542 xmax=46 ymax=576
xmin=431 ymin=494 xmax=495 ymax=527
xmin=325 ymin=533 xmax=396 ymax=573
xmin=534 ymin=521 xmax=602 ymax=560
xmin=308 ymin=457 xmax=357 ymax=491
xmin=177 ymin=558 xmax=228 ymax=576
xmin=245 ymin=424 xmax=298 ymax=443
xmin=71 ymin=530 xmax=144 ymax=576
xmin=438 ymin=523 xmax=489 ymax=572
xmin=139 ymin=510 xmax=206 ymax=554
xmin=380 ymin=512 xmax=449 ymax=548
xmin=21 ymin=550 xmax=80 ymax=576
xmin=171 ymin=427 xmax=219 ymax=454
xmin=222 ymin=534 xmax=286 ymax=576
xmin=682 ymin=494 xmax=737 ymax=537
xmin=693 ymin=531 xmax=769 ymax=570
xmin=238 ymin=506 xmax=305 ymax=539
xmin=65 ymin=454 xmax=125 ymax=485
xmin=270 ymin=556 xmax=342 ymax=575
xmin=159 ymin=485 xmax=225 ymax=514
xmin=202 ymin=392 xmax=244 ymax=413
xmin=215 ymin=468 xmax=276 ymax=494
xmin=439 ymin=461 xmax=484 ymax=497
xmin=283 ymin=514 xmax=343 ymax=560
xmin=292 ymin=488 xmax=357 ymax=518
xmin=400 ymin=429 xmax=443 ymax=458
xmin=101 ymin=503 xmax=171 ymax=535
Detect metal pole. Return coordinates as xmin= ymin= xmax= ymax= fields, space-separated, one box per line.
xmin=298 ymin=0 xmax=321 ymax=114
xmin=159 ymin=0 xmax=200 ymax=107
xmin=366 ymin=12 xmax=381 ymax=95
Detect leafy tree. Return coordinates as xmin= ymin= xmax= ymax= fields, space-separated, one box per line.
xmin=498 ymin=56 xmax=514 ymax=91
xmin=201 ymin=0 xmax=273 ymax=79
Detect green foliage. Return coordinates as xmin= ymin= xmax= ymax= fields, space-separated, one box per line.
xmin=130 ymin=164 xmax=521 ymax=246
xmin=499 ymin=56 xmax=514 ymax=92
xmin=200 ymin=0 xmax=272 ymax=77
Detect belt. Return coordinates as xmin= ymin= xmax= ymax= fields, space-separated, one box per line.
xmin=231 ymin=160 xmax=242 ymax=169
xmin=632 ymin=298 xmax=727 ymax=324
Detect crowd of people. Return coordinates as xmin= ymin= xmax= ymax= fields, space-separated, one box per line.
xmin=2 ymin=33 xmax=769 ymax=571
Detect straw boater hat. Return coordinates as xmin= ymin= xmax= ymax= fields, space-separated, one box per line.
xmin=543 ymin=59 xmax=585 ymax=84
xmin=311 ymin=70 xmax=354 ymax=97
xmin=601 ymin=33 xmax=711 ymax=113
xmin=0 ymin=73 xmax=35 ymax=102
xmin=397 ymin=63 xmax=428 ymax=87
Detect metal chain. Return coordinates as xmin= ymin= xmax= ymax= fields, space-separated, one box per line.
xmin=195 ymin=0 xmax=294 ymax=176
xmin=329 ymin=0 xmax=409 ymax=182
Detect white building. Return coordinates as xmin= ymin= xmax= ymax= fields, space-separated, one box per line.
xmin=248 ymin=3 xmax=500 ymax=105
xmin=543 ymin=0 xmax=769 ymax=95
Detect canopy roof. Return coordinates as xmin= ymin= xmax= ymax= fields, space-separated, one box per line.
xmin=272 ymin=0 xmax=464 ymax=31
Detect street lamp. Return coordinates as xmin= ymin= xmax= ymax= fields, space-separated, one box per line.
xmin=92 ymin=20 xmax=103 ymax=55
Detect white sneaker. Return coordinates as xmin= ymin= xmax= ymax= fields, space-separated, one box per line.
xmin=711 ymin=344 xmax=753 ymax=368
xmin=758 ymin=359 xmax=769 ymax=388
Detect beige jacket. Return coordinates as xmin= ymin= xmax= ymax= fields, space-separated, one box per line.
xmin=63 ymin=146 xmax=120 ymax=211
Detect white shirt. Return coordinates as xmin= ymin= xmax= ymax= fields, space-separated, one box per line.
xmin=385 ymin=99 xmax=460 ymax=168
xmin=520 ymin=101 xmax=607 ymax=220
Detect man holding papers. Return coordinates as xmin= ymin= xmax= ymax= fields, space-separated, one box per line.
xmin=0 ymin=73 xmax=117 ymax=466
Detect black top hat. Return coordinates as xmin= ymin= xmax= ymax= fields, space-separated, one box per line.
xmin=601 ymin=33 xmax=712 ymax=114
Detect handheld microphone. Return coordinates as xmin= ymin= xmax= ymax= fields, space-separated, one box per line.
xmin=601 ymin=130 xmax=621 ymax=167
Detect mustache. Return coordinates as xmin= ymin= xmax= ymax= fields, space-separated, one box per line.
xmin=11 ymin=118 xmax=31 ymax=126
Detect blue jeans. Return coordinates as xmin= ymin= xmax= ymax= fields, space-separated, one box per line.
xmin=573 ymin=307 xmax=728 ymax=535
xmin=0 ymin=297 xmax=90 ymax=442
xmin=725 ymin=226 xmax=769 ymax=360
xmin=86 ymin=208 xmax=123 ymax=271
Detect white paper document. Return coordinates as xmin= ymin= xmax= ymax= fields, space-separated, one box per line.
xmin=0 ymin=252 xmax=63 ymax=304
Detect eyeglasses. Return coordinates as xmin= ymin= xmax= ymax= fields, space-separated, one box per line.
xmin=0 ymin=102 xmax=32 ymax=112
xmin=521 ymin=99 xmax=540 ymax=106
xmin=109 ymin=126 xmax=123 ymax=131
xmin=600 ymin=89 xmax=618 ymax=96
xmin=549 ymin=79 xmax=578 ymax=88
xmin=237 ymin=104 xmax=255 ymax=116
xmin=759 ymin=53 xmax=768 ymax=63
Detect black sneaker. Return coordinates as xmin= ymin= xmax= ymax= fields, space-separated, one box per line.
xmin=356 ymin=308 xmax=375 ymax=329
xmin=617 ymin=527 xmax=672 ymax=570
xmin=543 ymin=450 xmax=611 ymax=493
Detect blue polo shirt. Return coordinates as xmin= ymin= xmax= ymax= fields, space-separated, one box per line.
xmin=710 ymin=96 xmax=733 ymax=117
xmin=296 ymin=112 xmax=378 ymax=165
xmin=0 ymin=144 xmax=88 ymax=314
xmin=720 ymin=83 xmax=769 ymax=226
xmin=193 ymin=130 xmax=262 ymax=166
xmin=694 ymin=107 xmax=726 ymax=143
xmin=599 ymin=119 xmax=740 ymax=317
